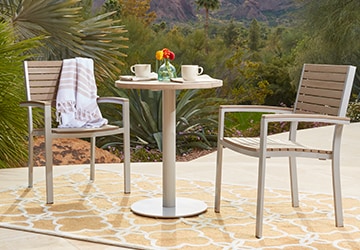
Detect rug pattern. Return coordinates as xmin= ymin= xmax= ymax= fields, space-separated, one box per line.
xmin=0 ymin=168 xmax=359 ymax=249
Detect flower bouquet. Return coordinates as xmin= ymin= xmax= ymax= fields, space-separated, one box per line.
xmin=156 ymin=48 xmax=177 ymax=82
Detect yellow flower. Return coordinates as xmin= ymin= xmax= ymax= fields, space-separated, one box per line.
xmin=155 ymin=50 xmax=163 ymax=60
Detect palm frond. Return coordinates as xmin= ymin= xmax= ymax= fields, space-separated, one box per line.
xmin=0 ymin=21 xmax=41 ymax=168
xmin=3 ymin=0 xmax=128 ymax=80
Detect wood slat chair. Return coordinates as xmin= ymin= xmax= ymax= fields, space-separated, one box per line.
xmin=215 ymin=64 xmax=357 ymax=238
xmin=20 ymin=60 xmax=131 ymax=204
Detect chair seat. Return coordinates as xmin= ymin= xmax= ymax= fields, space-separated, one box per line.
xmin=223 ymin=137 xmax=332 ymax=154
xmin=52 ymin=124 xmax=120 ymax=134
xmin=32 ymin=125 xmax=123 ymax=138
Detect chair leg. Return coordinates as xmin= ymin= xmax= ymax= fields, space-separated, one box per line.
xmin=123 ymin=127 xmax=131 ymax=194
xmin=122 ymin=100 xmax=131 ymax=194
xmin=214 ymin=144 xmax=224 ymax=213
xmin=289 ymin=156 xmax=299 ymax=207
xmin=45 ymin=136 xmax=54 ymax=204
xmin=332 ymin=124 xmax=344 ymax=227
xmin=255 ymin=154 xmax=266 ymax=239
xmin=332 ymin=154 xmax=344 ymax=227
xmin=28 ymin=135 xmax=34 ymax=188
xmin=43 ymin=105 xmax=54 ymax=204
xmin=90 ymin=137 xmax=95 ymax=181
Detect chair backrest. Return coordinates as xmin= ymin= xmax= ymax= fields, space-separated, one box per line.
xmin=24 ymin=61 xmax=63 ymax=107
xmin=294 ymin=64 xmax=356 ymax=117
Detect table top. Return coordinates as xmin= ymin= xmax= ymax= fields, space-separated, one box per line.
xmin=115 ymin=78 xmax=223 ymax=91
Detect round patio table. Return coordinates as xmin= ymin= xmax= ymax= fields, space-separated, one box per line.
xmin=115 ymin=77 xmax=222 ymax=218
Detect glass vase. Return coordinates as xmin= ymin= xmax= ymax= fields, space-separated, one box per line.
xmin=157 ymin=59 xmax=177 ymax=82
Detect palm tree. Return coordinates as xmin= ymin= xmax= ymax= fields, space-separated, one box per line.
xmin=1 ymin=0 xmax=128 ymax=81
xmin=195 ymin=0 xmax=220 ymax=35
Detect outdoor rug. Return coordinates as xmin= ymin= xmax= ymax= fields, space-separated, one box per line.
xmin=0 ymin=168 xmax=359 ymax=249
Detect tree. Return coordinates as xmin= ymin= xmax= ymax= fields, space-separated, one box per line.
xmin=118 ymin=0 xmax=156 ymax=25
xmin=248 ymin=19 xmax=260 ymax=52
xmin=223 ymin=20 xmax=241 ymax=47
xmin=295 ymin=0 xmax=360 ymax=97
xmin=295 ymin=1 xmax=360 ymax=62
xmin=195 ymin=0 xmax=220 ymax=35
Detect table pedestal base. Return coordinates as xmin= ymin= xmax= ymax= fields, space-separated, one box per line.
xmin=131 ymin=197 xmax=207 ymax=218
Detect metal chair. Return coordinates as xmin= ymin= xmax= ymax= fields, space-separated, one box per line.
xmin=21 ymin=60 xmax=131 ymax=204
xmin=215 ymin=64 xmax=356 ymax=238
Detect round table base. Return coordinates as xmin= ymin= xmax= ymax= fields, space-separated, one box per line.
xmin=131 ymin=197 xmax=207 ymax=218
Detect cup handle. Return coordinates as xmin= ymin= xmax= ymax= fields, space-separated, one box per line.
xmin=198 ymin=66 xmax=204 ymax=75
xmin=130 ymin=65 xmax=135 ymax=74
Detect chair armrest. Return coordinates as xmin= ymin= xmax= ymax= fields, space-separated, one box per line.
xmin=218 ymin=105 xmax=293 ymax=140
xmin=259 ymin=113 xmax=350 ymax=145
xmin=20 ymin=100 xmax=51 ymax=109
xmin=97 ymin=97 xmax=129 ymax=105
xmin=20 ymin=100 xmax=52 ymax=135
xmin=97 ymin=97 xmax=130 ymax=132
xmin=262 ymin=113 xmax=350 ymax=125
xmin=220 ymin=105 xmax=293 ymax=114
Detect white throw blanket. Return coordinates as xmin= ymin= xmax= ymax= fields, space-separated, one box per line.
xmin=56 ymin=58 xmax=108 ymax=128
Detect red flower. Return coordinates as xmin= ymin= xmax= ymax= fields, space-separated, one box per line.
xmin=169 ymin=51 xmax=175 ymax=60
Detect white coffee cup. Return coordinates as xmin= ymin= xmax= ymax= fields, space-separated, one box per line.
xmin=130 ymin=64 xmax=151 ymax=77
xmin=181 ymin=65 xmax=204 ymax=81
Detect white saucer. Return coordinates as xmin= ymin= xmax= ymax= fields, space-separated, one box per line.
xmin=120 ymin=72 xmax=158 ymax=81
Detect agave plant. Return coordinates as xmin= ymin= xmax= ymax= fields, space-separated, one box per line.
xmin=101 ymin=84 xmax=220 ymax=154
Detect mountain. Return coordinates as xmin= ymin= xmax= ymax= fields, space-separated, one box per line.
xmin=92 ymin=0 xmax=197 ymax=22
xmin=150 ymin=0 xmax=300 ymax=25
xmin=92 ymin=0 xmax=300 ymax=25
xmin=150 ymin=0 xmax=197 ymax=22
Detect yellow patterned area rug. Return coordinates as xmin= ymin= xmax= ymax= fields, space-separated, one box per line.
xmin=0 ymin=168 xmax=359 ymax=249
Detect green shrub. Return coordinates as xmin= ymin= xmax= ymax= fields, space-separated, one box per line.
xmin=347 ymin=101 xmax=360 ymax=122
xmin=0 ymin=21 xmax=40 ymax=168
